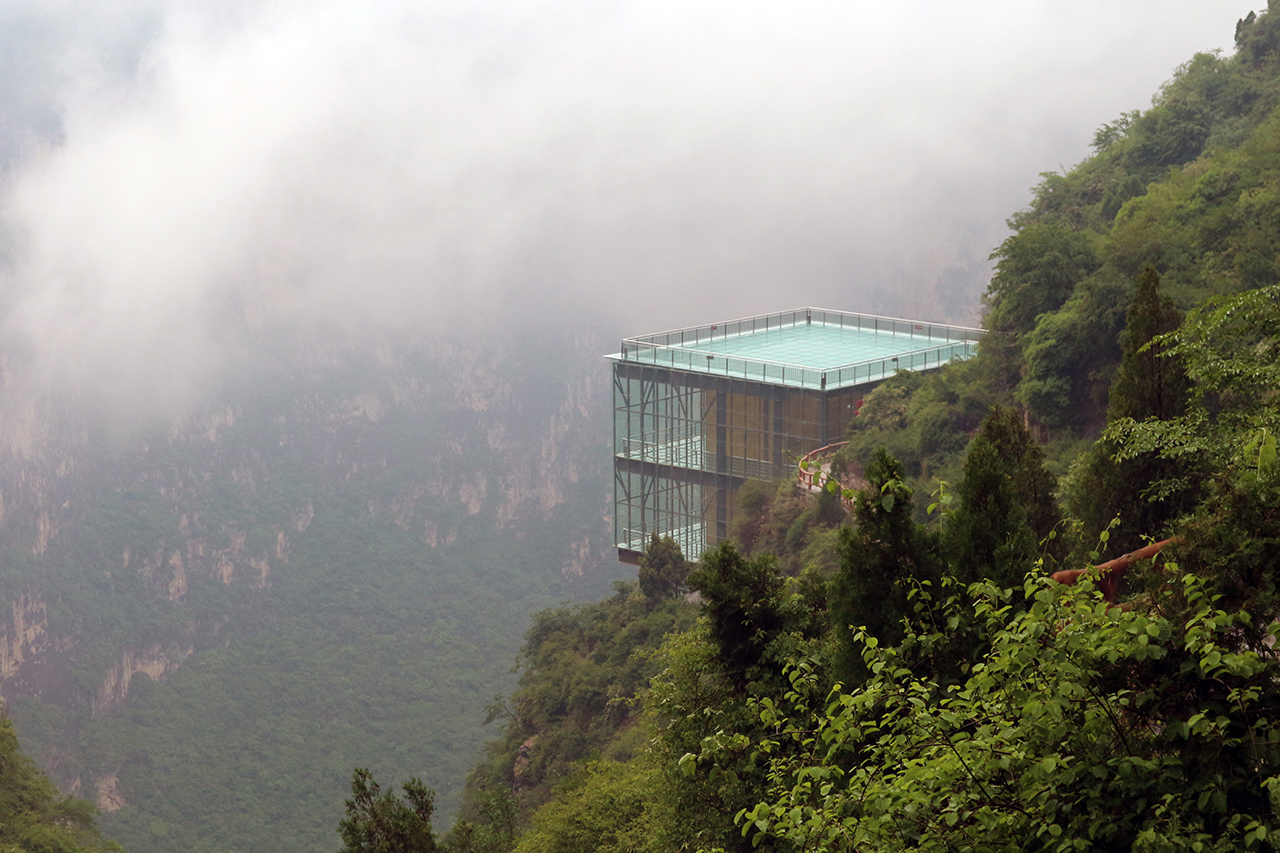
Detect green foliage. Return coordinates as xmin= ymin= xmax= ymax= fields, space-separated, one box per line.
xmin=645 ymin=551 xmax=837 ymax=853
xmin=974 ymin=21 xmax=1280 ymax=436
xmin=446 ymin=787 xmax=518 ymax=853
xmin=637 ymin=534 xmax=692 ymax=601
xmin=986 ymin=224 xmax=1101 ymax=340
xmin=971 ymin=406 xmax=1064 ymax=548
xmin=510 ymin=761 xmax=659 ymax=853
xmin=451 ymin=19 xmax=1280 ymax=853
xmin=0 ymin=337 xmax=621 ymax=853
xmin=727 ymin=477 xmax=846 ymax=573
xmin=944 ymin=406 xmax=1065 ymax=589
xmin=742 ymin=567 xmax=1280 ymax=852
xmin=1236 ymin=4 xmax=1280 ymax=69
xmin=339 ymin=768 xmax=437 ymax=853
xmin=1165 ymin=477 xmax=1280 ymax=642
xmin=477 ymin=277 xmax=1279 ymax=852
xmin=721 ymin=265 xmax=1280 ymax=853
xmin=645 ymin=623 xmax=810 ymax=853
xmin=1108 ymin=266 xmax=1192 ymax=423
xmin=456 ymin=586 xmax=696 ymax=828
xmin=1013 ymin=274 xmax=1129 ymax=430
xmin=686 ymin=545 xmax=788 ymax=690
xmin=0 ymin=711 xmax=117 ymax=853
xmin=839 ymin=364 xmax=993 ymax=490
xmin=1069 ymin=265 xmax=1200 ymax=550
xmin=644 ymin=624 xmax=755 ymax=853
xmin=72 ymin=499 xmax=581 ymax=853
xmin=1104 ymin=283 xmax=1280 ymax=490
xmin=830 ymin=450 xmax=940 ymax=679
xmin=947 ymin=435 xmax=1036 ymax=590
xmin=1123 ymin=88 xmax=1212 ymax=173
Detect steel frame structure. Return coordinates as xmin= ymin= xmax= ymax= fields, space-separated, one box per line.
xmin=607 ymin=307 xmax=983 ymax=563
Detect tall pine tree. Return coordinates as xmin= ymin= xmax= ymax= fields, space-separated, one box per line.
xmin=945 ymin=431 xmax=1037 ymax=590
xmin=685 ymin=543 xmax=787 ymax=691
xmin=970 ymin=405 xmax=1064 ymax=558
xmin=830 ymin=449 xmax=941 ymax=683
xmin=1070 ymin=265 xmax=1198 ymax=552
xmin=338 ymin=769 xmax=437 ymax=853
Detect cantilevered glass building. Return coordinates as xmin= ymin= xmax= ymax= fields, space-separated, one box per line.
xmin=606 ymin=308 xmax=984 ymax=563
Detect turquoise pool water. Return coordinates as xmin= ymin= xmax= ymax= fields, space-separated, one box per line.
xmin=675 ymin=322 xmax=952 ymax=369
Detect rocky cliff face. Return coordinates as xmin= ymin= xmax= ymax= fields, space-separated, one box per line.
xmin=0 ymin=593 xmax=50 ymax=682
xmin=92 ymin=642 xmax=193 ymax=716
xmin=0 ymin=328 xmax=614 ymax=724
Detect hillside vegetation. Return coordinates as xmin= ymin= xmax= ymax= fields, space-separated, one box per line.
xmin=408 ymin=8 xmax=1280 ymax=852
xmin=0 ymin=711 xmax=116 ymax=853
xmin=840 ymin=7 xmax=1280 ymax=485
xmin=0 ymin=332 xmax=619 ymax=853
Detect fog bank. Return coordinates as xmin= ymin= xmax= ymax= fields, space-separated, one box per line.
xmin=0 ymin=0 xmax=1243 ymax=415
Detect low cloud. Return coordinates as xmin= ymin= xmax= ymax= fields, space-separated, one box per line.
xmin=0 ymin=0 xmax=1240 ymax=415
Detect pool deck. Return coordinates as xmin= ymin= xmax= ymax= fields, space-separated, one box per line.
xmin=607 ymin=308 xmax=984 ymax=391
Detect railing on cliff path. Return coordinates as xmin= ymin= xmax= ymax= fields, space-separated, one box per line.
xmin=796 ymin=441 xmax=857 ymax=512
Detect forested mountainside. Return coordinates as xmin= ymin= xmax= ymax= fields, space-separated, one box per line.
xmin=428 ymin=9 xmax=1280 ymax=853
xmin=0 ymin=327 xmax=621 ymax=853
xmin=0 ymin=710 xmax=118 ymax=853
xmin=835 ymin=4 xmax=1280 ymax=531
xmin=6 ymin=5 xmax=1280 ymax=853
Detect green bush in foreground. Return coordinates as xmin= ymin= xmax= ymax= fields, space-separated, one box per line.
xmin=741 ymin=568 xmax=1280 ymax=852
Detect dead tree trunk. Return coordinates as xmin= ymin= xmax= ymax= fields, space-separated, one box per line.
xmin=1050 ymin=539 xmax=1174 ymax=603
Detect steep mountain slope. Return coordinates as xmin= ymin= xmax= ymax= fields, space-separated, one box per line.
xmin=989 ymin=12 xmax=1280 ymax=435
xmin=449 ymin=9 xmax=1280 ymax=853
xmin=0 ymin=710 xmax=115 ymax=853
xmin=830 ymin=8 xmax=1280 ymax=508
xmin=0 ymin=327 xmax=622 ymax=852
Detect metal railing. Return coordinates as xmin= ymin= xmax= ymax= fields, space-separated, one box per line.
xmin=796 ymin=441 xmax=856 ymax=512
xmin=615 ymin=308 xmax=983 ymax=390
xmin=618 ymin=431 xmax=705 ymax=467
xmin=617 ymin=432 xmax=777 ymax=480
xmin=617 ymin=523 xmax=706 ymax=559
xmin=797 ymin=441 xmax=848 ymax=490
xmin=619 ymin=339 xmax=978 ymax=390
xmin=623 ymin=307 xmax=984 ymax=350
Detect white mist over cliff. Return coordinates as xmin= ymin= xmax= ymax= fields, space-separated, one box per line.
xmin=0 ymin=0 xmax=1241 ymax=417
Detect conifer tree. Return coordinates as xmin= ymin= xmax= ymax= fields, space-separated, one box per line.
xmin=830 ymin=449 xmax=940 ymax=681
xmin=338 ymin=769 xmax=437 ymax=853
xmin=941 ymin=405 xmax=1065 ymax=590
xmin=665 ymin=546 xmax=805 ymax=853
xmin=1108 ymin=265 xmax=1192 ymax=424
xmin=971 ymin=405 xmax=1063 ymax=555
xmin=945 ymin=432 xmax=1038 ymax=590
xmin=1071 ymin=265 xmax=1198 ymax=552
xmin=637 ymin=532 xmax=691 ymax=601
xmin=685 ymin=543 xmax=786 ymax=690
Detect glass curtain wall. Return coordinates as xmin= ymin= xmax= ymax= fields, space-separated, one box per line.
xmin=613 ymin=365 xmax=711 ymax=557
xmin=613 ymin=364 xmax=863 ymax=559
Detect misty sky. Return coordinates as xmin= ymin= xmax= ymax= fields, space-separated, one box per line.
xmin=0 ymin=0 xmax=1246 ymax=411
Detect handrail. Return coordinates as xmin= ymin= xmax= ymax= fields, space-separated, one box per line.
xmin=796 ymin=441 xmax=849 ymax=490
xmin=616 ymin=339 xmax=978 ymax=390
xmin=622 ymin=307 xmax=985 ymax=350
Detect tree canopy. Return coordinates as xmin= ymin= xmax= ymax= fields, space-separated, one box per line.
xmin=0 ymin=711 xmax=117 ymax=853
xmin=339 ymin=12 xmax=1280 ymax=853
xmin=338 ymin=769 xmax=437 ymax=853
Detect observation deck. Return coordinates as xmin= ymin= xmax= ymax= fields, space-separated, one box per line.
xmin=613 ymin=307 xmax=982 ymax=391
xmin=607 ymin=307 xmax=984 ymax=562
